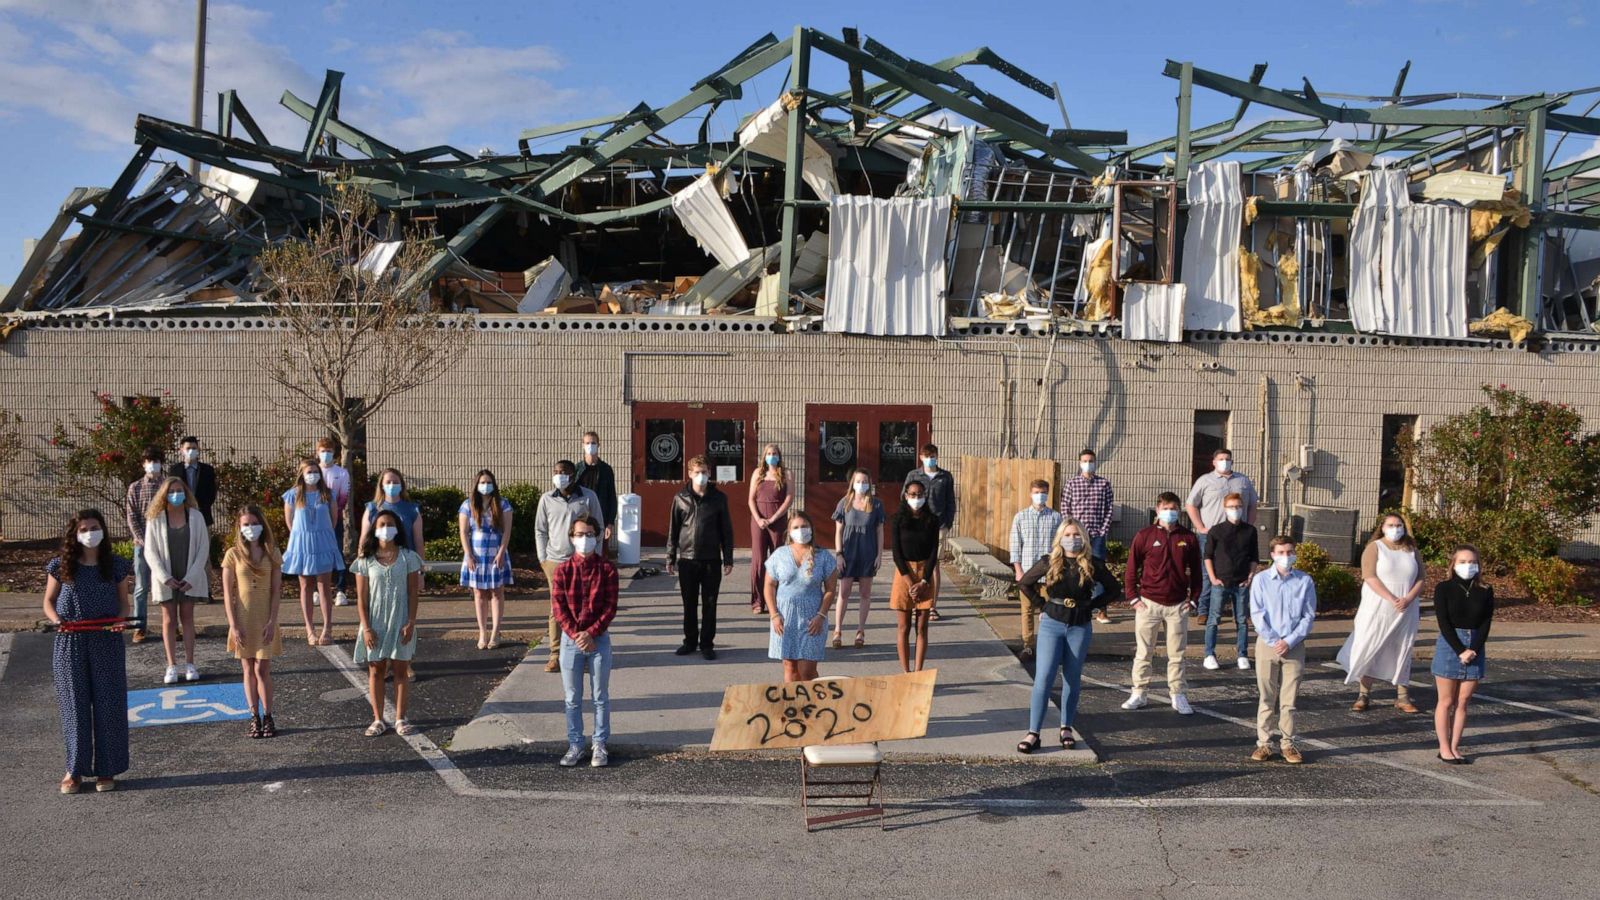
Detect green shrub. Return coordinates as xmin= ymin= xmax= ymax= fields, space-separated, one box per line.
xmin=423 ymin=536 xmax=461 ymax=563
xmin=111 ymin=540 xmax=135 ymax=563
xmin=1104 ymin=539 xmax=1128 ymax=567
xmin=1516 ymin=556 xmax=1587 ymax=606
xmin=500 ymin=482 xmax=542 ymax=553
xmin=213 ymin=444 xmax=306 ymax=549
xmin=1310 ymin=565 xmax=1361 ymax=608
xmin=49 ymin=392 xmax=187 ymax=509
xmin=411 ymin=484 xmax=467 ymax=542
xmin=1403 ymin=385 xmax=1600 ymax=570
xmin=1294 ymin=541 xmax=1332 ymax=576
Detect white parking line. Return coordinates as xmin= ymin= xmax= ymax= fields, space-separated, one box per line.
xmin=1077 ymin=673 xmax=1537 ymax=804
xmin=1319 ymin=661 xmax=1600 ymax=726
xmin=0 ymin=633 xmax=13 ymax=684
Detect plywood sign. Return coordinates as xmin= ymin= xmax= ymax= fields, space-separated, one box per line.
xmin=709 ymin=670 xmax=936 ymax=751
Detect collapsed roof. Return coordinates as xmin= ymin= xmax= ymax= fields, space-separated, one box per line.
xmin=6 ymin=27 xmax=1600 ymax=342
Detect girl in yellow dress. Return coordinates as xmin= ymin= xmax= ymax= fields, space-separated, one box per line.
xmin=222 ymin=505 xmax=284 ymax=738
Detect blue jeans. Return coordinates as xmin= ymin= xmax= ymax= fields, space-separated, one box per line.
xmin=559 ymin=632 xmax=611 ymax=746
xmin=1090 ymin=535 xmax=1108 ymax=561
xmin=331 ymin=520 xmax=348 ymax=592
xmin=1205 ymin=584 xmax=1250 ymax=658
xmin=131 ymin=548 xmax=150 ymax=627
xmin=1029 ymin=616 xmax=1093 ymax=733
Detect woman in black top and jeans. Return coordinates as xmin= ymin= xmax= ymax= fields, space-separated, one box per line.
xmin=1016 ymin=518 xmax=1122 ymax=752
xmin=1432 ymin=544 xmax=1494 ymax=764
xmin=890 ymin=481 xmax=941 ymax=673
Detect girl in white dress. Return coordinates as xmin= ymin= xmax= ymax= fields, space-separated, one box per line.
xmin=1336 ymin=513 xmax=1426 ymax=713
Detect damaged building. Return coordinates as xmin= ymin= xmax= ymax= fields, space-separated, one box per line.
xmin=5 ymin=27 xmax=1600 ymax=557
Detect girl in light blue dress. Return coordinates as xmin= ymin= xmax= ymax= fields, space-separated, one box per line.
xmin=352 ymin=509 xmax=423 ymax=737
xmin=764 ymin=510 xmax=840 ymax=682
xmin=282 ymin=458 xmax=343 ymax=647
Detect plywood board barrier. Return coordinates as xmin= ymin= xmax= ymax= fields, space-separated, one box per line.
xmin=709 ymin=670 xmax=936 ymax=751
xmin=957 ymin=455 xmax=1062 ymax=561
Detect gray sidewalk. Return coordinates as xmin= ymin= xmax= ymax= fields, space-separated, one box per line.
xmin=450 ymin=551 xmax=1093 ymax=763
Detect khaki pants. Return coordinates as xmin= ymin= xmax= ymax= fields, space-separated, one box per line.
xmin=1255 ymin=637 xmax=1305 ymax=748
xmin=1131 ymin=599 xmax=1189 ymax=694
xmin=543 ymin=561 xmax=561 ymax=661
xmin=1019 ymin=590 xmax=1038 ymax=652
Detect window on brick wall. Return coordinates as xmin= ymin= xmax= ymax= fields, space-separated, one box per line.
xmin=1191 ymin=410 xmax=1230 ymax=483
xmin=1378 ymin=414 xmax=1417 ymax=513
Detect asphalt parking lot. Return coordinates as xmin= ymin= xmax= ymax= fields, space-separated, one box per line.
xmin=2 ymin=629 xmax=1596 ymax=898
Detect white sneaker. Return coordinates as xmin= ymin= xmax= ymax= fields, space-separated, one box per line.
xmin=334 ymin=591 xmax=350 ymax=607
xmin=1238 ymin=656 xmax=1252 ymax=670
xmin=1121 ymin=692 xmax=1148 ymax=710
xmin=1171 ymin=694 xmax=1194 ymax=715
xmin=590 ymin=743 xmax=609 ymax=767
xmin=560 ymin=744 xmax=587 ymax=767
xmin=1203 ymin=655 xmax=1220 ymax=670
xmin=183 ymin=663 xmax=199 ymax=682
xmin=163 ymin=665 xmax=180 ymax=685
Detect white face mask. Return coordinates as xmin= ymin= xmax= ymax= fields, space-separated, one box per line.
xmin=303 ymin=472 xmax=321 ymax=486
xmin=1157 ymin=508 xmax=1180 ymax=525
xmin=1214 ymin=458 xmax=1233 ymax=474
xmin=477 ymin=482 xmax=495 ymax=495
xmin=375 ymin=526 xmax=398 ymax=543
xmin=553 ymin=473 xmax=572 ymax=490
xmin=853 ymin=482 xmax=871 ymax=495
xmin=691 ymin=473 xmax=709 ymax=487
xmin=1061 ymin=535 xmax=1084 ymax=553
xmin=77 ymin=529 xmax=104 ymax=548
xmin=1224 ymin=507 xmax=1243 ymax=523
xmin=1032 ymin=492 xmax=1048 ymax=506
xmin=790 ymin=527 xmax=812 ymax=544
xmin=143 ymin=462 xmax=161 ymax=476
xmin=240 ymin=524 xmax=263 ymax=542
xmin=182 ymin=448 xmax=198 ymax=462
xmin=583 ymin=443 xmax=598 ymax=457
xmin=1383 ymin=525 xmax=1405 ymax=542
xmin=572 ymin=535 xmax=598 ymax=555
xmin=318 ymin=451 xmax=334 ymax=465
xmin=1274 ymin=553 xmax=1296 ymax=571
xmin=1454 ymin=562 xmax=1480 ymax=580
xmin=1080 ymin=460 xmax=1096 ymax=474
xmin=906 ymin=496 xmax=926 ymax=510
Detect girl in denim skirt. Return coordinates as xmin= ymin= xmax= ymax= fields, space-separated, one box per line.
xmin=1430 ymin=544 xmax=1494 ymax=765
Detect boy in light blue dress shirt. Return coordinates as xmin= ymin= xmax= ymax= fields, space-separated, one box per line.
xmin=1248 ymin=535 xmax=1317 ymax=764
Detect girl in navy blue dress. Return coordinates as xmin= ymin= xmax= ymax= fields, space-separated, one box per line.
xmin=41 ymin=509 xmax=133 ymax=794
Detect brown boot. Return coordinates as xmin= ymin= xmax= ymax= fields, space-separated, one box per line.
xmin=1249 ymin=746 xmax=1274 ymax=762
xmin=1281 ymin=744 xmax=1304 ymax=764
xmin=544 ymin=658 xmax=560 ymax=673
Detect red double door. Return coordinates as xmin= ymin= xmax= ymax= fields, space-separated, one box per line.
xmin=632 ymin=403 xmax=759 ymax=547
xmin=804 ymin=404 xmax=932 ymax=546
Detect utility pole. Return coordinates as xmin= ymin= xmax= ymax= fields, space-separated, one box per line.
xmin=189 ymin=0 xmax=207 ymax=178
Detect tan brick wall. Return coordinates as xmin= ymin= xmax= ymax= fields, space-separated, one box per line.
xmin=4 ymin=317 xmax=1599 ymax=556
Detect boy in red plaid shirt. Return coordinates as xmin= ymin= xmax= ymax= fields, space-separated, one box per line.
xmin=551 ymin=516 xmax=619 ymax=767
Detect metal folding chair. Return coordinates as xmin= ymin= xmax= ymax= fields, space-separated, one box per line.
xmin=800 ymin=741 xmax=885 ymax=831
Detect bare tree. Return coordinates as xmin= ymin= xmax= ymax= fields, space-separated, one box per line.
xmin=255 ymin=179 xmax=472 ymax=549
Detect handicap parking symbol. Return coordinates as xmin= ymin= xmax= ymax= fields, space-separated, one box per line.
xmin=127 ymin=683 xmax=253 ymax=728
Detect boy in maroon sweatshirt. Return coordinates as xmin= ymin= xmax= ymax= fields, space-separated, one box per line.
xmin=552 ymin=516 xmax=619 ymax=767
xmin=1121 ymin=492 xmax=1203 ymax=714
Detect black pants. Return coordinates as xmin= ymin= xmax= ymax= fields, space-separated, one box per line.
xmin=679 ymin=560 xmax=722 ymax=649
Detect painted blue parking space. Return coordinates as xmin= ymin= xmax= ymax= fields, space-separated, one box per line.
xmin=127 ymin=683 xmax=252 ymax=728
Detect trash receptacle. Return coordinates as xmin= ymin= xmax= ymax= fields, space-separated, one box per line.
xmin=617 ymin=492 xmax=641 ymax=566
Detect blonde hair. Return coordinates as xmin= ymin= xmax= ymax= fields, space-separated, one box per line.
xmin=231 ymin=505 xmax=283 ymax=573
xmin=752 ymin=443 xmax=786 ymax=489
xmin=145 ymin=476 xmax=198 ymax=520
xmin=1041 ymin=517 xmax=1096 ymax=597
xmin=293 ymin=457 xmax=332 ymax=509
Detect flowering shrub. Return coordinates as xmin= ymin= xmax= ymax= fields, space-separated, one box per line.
xmin=213 ymin=446 xmax=307 ymax=546
xmin=1402 ymin=385 xmax=1600 ymax=570
xmin=50 ymin=392 xmax=186 ymax=506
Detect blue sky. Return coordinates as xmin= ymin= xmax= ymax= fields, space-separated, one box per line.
xmin=2 ymin=0 xmax=1597 ymax=284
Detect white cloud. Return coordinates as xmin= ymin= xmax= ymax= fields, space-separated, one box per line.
xmin=0 ymin=3 xmax=590 ymax=158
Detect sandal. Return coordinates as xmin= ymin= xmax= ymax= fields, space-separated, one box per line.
xmin=60 ymin=774 xmax=81 ymax=795
xmin=395 ymin=719 xmax=417 ymax=736
xmin=1060 ymin=727 xmax=1076 ymax=750
xmin=248 ymin=713 xmax=263 ymax=739
xmin=854 ymin=633 xmax=865 ymax=648
xmin=486 ymin=635 xmax=500 ymax=650
xmin=831 ymin=635 xmax=843 ymax=649
xmin=94 ymin=778 xmax=116 ymax=793
xmin=1017 ymin=732 xmax=1041 ymax=754
xmin=364 ymin=720 xmax=388 ymax=737
xmin=1351 ymin=694 xmax=1370 ymax=712
xmin=477 ymin=637 xmax=488 ymax=650
xmin=261 ymin=714 xmax=277 ymax=738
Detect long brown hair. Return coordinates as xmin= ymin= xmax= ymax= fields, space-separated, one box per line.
xmin=752 ymin=443 xmax=786 ymax=489
xmin=145 ymin=476 xmax=198 ymax=520
xmin=233 ymin=505 xmax=282 ymax=573
xmin=292 ymin=457 xmax=332 ymax=509
xmin=57 ymin=509 xmax=115 ymax=584
xmin=1042 ymin=517 xmax=1096 ymax=594
xmin=469 ymin=468 xmax=504 ymax=532
xmin=1373 ymin=511 xmax=1417 ymax=551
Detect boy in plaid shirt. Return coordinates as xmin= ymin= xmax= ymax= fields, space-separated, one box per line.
xmin=551 ymin=516 xmax=619 ymax=768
